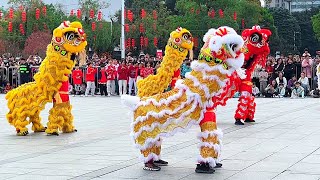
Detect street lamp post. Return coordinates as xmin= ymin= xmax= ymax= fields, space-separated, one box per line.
xmin=294 ymin=31 xmax=300 ymax=51
xmin=121 ymin=0 xmax=125 ymax=59
xmin=286 ymin=0 xmax=292 ymax=14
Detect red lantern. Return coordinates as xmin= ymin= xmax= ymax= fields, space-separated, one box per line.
xmin=141 ymin=9 xmax=146 ymax=19
xmin=97 ymin=11 xmax=102 ymax=21
xmin=8 ymin=21 xmax=13 ymax=32
xmin=131 ymin=39 xmax=135 ymax=47
xmin=242 ymin=19 xmax=245 ymax=28
xmin=219 ymin=9 xmax=223 ymax=18
xmin=139 ymin=23 xmax=144 ymax=33
xmin=22 ymin=10 xmax=27 ymax=22
xmin=127 ymin=38 xmax=131 ymax=48
xmin=153 ymin=23 xmax=156 ymax=31
xmin=190 ymin=8 xmax=194 ymax=13
xmin=125 ymin=24 xmax=130 ymax=32
xmin=19 ymin=23 xmax=25 ymax=35
xmin=70 ymin=9 xmax=74 ymax=16
xmin=153 ymin=10 xmax=157 ymax=20
xmin=42 ymin=6 xmax=47 ymax=16
xmin=196 ymin=9 xmax=200 ymax=15
xmin=144 ymin=37 xmax=149 ymax=47
xmin=209 ymin=10 xmax=215 ymax=18
xmin=77 ymin=9 xmax=81 ymax=19
xmin=9 ymin=8 xmax=14 ymax=19
xmin=19 ymin=5 xmax=24 ymax=11
xmin=153 ymin=37 xmax=158 ymax=47
xmin=140 ymin=37 xmax=144 ymax=47
xmin=233 ymin=11 xmax=237 ymax=21
xmin=90 ymin=9 xmax=94 ymax=19
xmin=35 ymin=8 xmax=40 ymax=20
xmin=193 ymin=37 xmax=198 ymax=47
xmin=0 ymin=11 xmax=2 ymax=19
xmin=127 ymin=10 xmax=133 ymax=22
xmin=92 ymin=22 xmax=96 ymax=31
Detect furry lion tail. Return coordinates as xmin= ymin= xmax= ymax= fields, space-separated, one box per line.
xmin=121 ymin=95 xmax=140 ymax=110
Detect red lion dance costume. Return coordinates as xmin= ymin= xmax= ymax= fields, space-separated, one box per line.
xmin=234 ymin=26 xmax=272 ymax=125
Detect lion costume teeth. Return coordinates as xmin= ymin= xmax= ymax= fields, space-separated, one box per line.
xmin=122 ymin=26 xmax=245 ymax=170
xmin=6 ymin=21 xmax=87 ymax=136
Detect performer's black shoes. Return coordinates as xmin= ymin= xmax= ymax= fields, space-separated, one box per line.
xmin=244 ymin=118 xmax=255 ymax=123
xmin=235 ymin=119 xmax=244 ymax=125
xmin=154 ymin=159 xmax=168 ymax=166
xmin=143 ymin=161 xmax=161 ymax=171
xmin=195 ymin=163 xmax=215 ymax=174
xmin=215 ymin=163 xmax=223 ymax=168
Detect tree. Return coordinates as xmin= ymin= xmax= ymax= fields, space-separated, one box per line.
xmin=23 ymin=31 xmax=51 ymax=57
xmin=269 ymin=8 xmax=301 ymax=54
xmin=294 ymin=7 xmax=320 ymax=55
xmin=312 ymin=11 xmax=320 ymax=42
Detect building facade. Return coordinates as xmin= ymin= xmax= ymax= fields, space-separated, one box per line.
xmin=267 ymin=0 xmax=320 ymax=12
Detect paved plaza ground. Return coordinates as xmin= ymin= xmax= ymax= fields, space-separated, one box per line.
xmin=0 ymin=94 xmax=320 ymax=180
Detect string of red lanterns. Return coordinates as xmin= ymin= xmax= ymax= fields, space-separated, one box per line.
xmin=35 ymin=8 xmax=40 ymax=20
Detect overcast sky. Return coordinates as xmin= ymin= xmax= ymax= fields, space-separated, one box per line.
xmin=1 ymin=0 xmax=121 ymax=21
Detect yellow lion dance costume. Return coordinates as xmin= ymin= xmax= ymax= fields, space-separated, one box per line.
xmin=122 ymin=26 xmax=245 ymax=173
xmin=137 ymin=27 xmax=193 ymax=97
xmin=6 ymin=21 xmax=87 ymax=136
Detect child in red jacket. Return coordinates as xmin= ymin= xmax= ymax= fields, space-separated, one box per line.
xmin=106 ymin=62 xmax=117 ymax=96
xmin=72 ymin=65 xmax=83 ymax=96
xmin=128 ymin=62 xmax=138 ymax=96
xmin=118 ymin=61 xmax=129 ymax=95
xmin=85 ymin=63 xmax=97 ymax=96
xmin=98 ymin=64 xmax=108 ymax=96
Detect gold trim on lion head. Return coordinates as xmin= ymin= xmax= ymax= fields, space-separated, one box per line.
xmin=52 ymin=21 xmax=87 ymax=54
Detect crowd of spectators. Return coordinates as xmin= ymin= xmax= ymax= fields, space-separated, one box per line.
xmin=1 ymin=49 xmax=320 ymax=99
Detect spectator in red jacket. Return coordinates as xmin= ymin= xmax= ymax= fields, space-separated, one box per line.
xmin=72 ymin=65 xmax=83 ymax=96
xmin=98 ymin=64 xmax=107 ymax=96
xmin=128 ymin=62 xmax=138 ymax=96
xmin=141 ymin=62 xmax=154 ymax=79
xmin=85 ymin=63 xmax=97 ymax=96
xmin=118 ymin=61 xmax=129 ymax=96
xmin=106 ymin=61 xmax=117 ymax=97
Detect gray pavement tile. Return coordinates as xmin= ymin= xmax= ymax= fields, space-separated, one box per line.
xmin=181 ymin=169 xmax=239 ymax=180
xmin=288 ymin=163 xmax=320 ymax=174
xmin=273 ymin=171 xmax=320 ymax=180
xmin=226 ymin=171 xmax=279 ymax=180
xmin=6 ymin=175 xmax=73 ymax=180
xmin=1 ymin=95 xmax=320 ymax=179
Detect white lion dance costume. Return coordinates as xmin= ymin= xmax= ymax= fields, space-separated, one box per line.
xmin=6 ymin=21 xmax=87 ymax=136
xmin=122 ymin=26 xmax=244 ymax=173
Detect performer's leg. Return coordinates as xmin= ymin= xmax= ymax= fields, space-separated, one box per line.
xmin=14 ymin=116 xmax=29 ymax=136
xmin=245 ymin=96 xmax=256 ymax=122
xmin=234 ymin=92 xmax=249 ymax=125
xmin=30 ymin=110 xmax=46 ymax=132
xmin=107 ymin=81 xmax=111 ymax=96
xmin=141 ymin=143 xmax=161 ymax=171
xmin=123 ymin=80 xmax=127 ymax=95
xmin=196 ymin=108 xmax=222 ymax=174
xmin=61 ymin=102 xmax=76 ymax=133
xmin=119 ymin=80 xmax=123 ymax=95
xmin=153 ymin=139 xmax=168 ymax=166
xmin=90 ymin=82 xmax=95 ymax=96
xmin=128 ymin=78 xmax=133 ymax=95
xmin=46 ymin=103 xmax=66 ymax=135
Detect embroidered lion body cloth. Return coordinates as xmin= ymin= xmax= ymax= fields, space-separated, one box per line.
xmin=122 ymin=26 xmax=245 ymax=164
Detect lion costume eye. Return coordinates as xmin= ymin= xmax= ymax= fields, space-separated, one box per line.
xmin=65 ymin=32 xmax=79 ymax=41
xmin=182 ymin=33 xmax=190 ymax=40
xmin=250 ymin=33 xmax=262 ymax=43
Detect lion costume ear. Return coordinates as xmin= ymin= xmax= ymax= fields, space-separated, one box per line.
xmin=53 ymin=28 xmax=63 ymax=38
